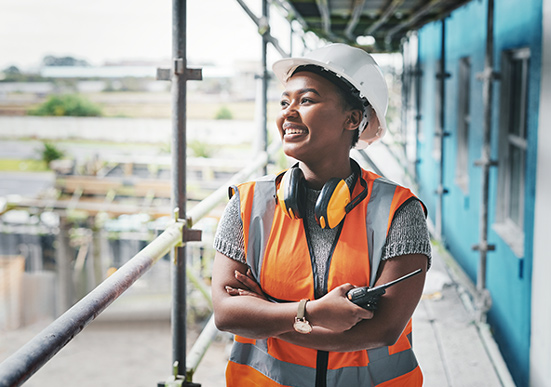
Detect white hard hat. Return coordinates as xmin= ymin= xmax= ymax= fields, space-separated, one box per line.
xmin=272 ymin=43 xmax=388 ymax=148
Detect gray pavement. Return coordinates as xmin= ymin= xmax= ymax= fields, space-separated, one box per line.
xmin=0 ymin=316 xmax=229 ymax=387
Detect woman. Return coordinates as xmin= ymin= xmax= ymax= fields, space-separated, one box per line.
xmin=212 ymin=43 xmax=431 ymax=386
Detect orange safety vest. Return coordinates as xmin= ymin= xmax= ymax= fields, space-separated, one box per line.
xmin=226 ymin=168 xmax=425 ymax=387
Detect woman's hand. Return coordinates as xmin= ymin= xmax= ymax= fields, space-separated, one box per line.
xmin=307 ymin=283 xmax=374 ymax=332
xmin=225 ymin=269 xmax=268 ymax=301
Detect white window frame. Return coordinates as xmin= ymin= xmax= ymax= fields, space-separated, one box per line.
xmin=494 ymin=47 xmax=530 ymax=258
xmin=433 ymin=59 xmax=443 ymax=161
xmin=455 ymin=57 xmax=471 ymax=193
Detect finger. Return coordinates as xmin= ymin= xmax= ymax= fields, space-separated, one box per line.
xmin=225 ymin=286 xmax=241 ymax=296
xmin=235 ymin=270 xmax=262 ymax=292
xmin=334 ymin=283 xmax=355 ymax=295
xmin=246 ymin=269 xmax=261 ymax=286
xmin=237 ymin=289 xmax=264 ymax=298
xmin=357 ymin=308 xmax=374 ymax=320
xmin=235 ymin=269 xmax=256 ymax=284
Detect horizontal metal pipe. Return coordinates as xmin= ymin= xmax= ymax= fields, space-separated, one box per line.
xmin=0 ymin=143 xmax=280 ymax=386
xmin=0 ymin=222 xmax=184 ymax=387
xmin=187 ymin=266 xmax=213 ymax=308
xmin=186 ymin=314 xmax=219 ymax=379
xmin=182 ymin=143 xmax=282 ymax=378
xmin=187 ymin=142 xmax=281 ymax=226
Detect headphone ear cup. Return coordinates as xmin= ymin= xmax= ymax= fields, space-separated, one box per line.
xmin=315 ymin=178 xmax=351 ymax=229
xmin=277 ymin=167 xmax=305 ymax=219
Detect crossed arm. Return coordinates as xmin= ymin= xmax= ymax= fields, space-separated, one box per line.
xmin=211 ymin=251 xmax=428 ymax=352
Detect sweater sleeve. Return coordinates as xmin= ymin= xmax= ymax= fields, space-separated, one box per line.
xmin=381 ymin=199 xmax=432 ymax=269
xmin=213 ymin=194 xmax=247 ymax=263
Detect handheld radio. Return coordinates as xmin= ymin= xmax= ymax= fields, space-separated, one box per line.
xmin=346 ymin=268 xmax=423 ymax=310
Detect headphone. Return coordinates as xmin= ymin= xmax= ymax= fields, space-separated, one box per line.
xmin=276 ymin=160 xmax=368 ymax=229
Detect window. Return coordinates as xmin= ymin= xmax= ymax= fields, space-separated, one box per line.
xmin=495 ymin=48 xmax=530 ymax=257
xmin=433 ymin=59 xmax=443 ymax=161
xmin=455 ymin=57 xmax=471 ymax=193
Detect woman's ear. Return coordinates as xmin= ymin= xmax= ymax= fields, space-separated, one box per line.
xmin=344 ymin=109 xmax=363 ymax=131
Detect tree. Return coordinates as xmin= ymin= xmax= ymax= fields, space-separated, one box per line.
xmin=42 ymin=55 xmax=90 ymax=67
xmin=4 ymin=66 xmax=21 ymax=75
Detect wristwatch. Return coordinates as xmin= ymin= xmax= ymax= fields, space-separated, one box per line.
xmin=293 ymin=299 xmax=312 ymax=334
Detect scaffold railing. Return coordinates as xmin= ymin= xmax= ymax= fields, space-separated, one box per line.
xmin=0 ymin=142 xmax=281 ymax=387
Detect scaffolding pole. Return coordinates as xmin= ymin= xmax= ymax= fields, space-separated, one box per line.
xmin=260 ymin=0 xmax=269 ymax=174
xmin=169 ymin=1 xmax=202 ymax=384
xmin=473 ymin=0 xmax=497 ymax=318
xmin=435 ymin=18 xmax=449 ymax=238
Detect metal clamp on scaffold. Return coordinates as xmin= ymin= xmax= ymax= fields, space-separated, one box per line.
xmin=158 ymin=361 xmax=201 ymax=387
xmin=182 ymin=221 xmax=202 ymax=243
xmin=173 ymin=208 xmax=202 ymax=246
xmin=156 ymin=59 xmax=202 ymax=81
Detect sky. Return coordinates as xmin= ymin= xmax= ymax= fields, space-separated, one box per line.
xmin=0 ymin=0 xmax=296 ymax=70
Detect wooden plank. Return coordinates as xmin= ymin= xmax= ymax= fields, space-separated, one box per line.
xmin=413 ymin=301 xmax=449 ymax=386
xmin=413 ymin=246 xmax=503 ymax=387
xmin=56 ymin=176 xmax=172 ymax=198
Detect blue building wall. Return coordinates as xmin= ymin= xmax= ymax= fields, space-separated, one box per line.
xmin=415 ymin=0 xmax=542 ymax=384
xmin=416 ymin=20 xmax=440 ymax=227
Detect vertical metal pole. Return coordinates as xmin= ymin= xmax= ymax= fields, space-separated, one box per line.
xmin=400 ymin=46 xmax=409 ymax=163
xmin=414 ymin=35 xmax=422 ymax=183
xmin=436 ymin=18 xmax=447 ymax=237
xmin=92 ymin=215 xmax=104 ymax=286
xmin=172 ymin=0 xmax=188 ymax=378
xmin=289 ymin=19 xmax=293 ymax=56
xmin=478 ymin=0 xmax=495 ymax=295
xmin=56 ymin=216 xmax=73 ymax=317
xmin=261 ymin=0 xmax=269 ymax=175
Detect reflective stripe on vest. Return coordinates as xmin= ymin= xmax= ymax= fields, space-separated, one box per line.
xmin=228 ymin=168 xmax=423 ymax=386
xmin=229 ymin=335 xmax=419 ymax=386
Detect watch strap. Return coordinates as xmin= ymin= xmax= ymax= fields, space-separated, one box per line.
xmin=297 ymin=299 xmax=309 ymax=320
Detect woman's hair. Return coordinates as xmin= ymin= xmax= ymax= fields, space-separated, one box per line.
xmin=292 ymin=64 xmax=369 ymax=148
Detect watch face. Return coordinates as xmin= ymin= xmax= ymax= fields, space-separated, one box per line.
xmin=293 ymin=319 xmax=312 ymax=334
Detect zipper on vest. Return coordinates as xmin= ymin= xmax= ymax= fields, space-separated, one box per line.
xmin=303 ymin=220 xmax=343 ymax=387
xmin=304 ymin=172 xmax=359 ymax=386
xmin=315 ymin=350 xmax=329 ymax=387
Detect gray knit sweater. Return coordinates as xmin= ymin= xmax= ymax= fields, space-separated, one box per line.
xmin=214 ymin=175 xmax=431 ymax=298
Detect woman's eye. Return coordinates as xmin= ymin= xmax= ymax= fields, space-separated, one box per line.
xmin=280 ymin=100 xmax=289 ymax=108
xmin=300 ymin=98 xmax=312 ymax=104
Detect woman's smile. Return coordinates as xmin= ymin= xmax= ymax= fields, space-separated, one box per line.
xmin=283 ymin=123 xmax=308 ymax=139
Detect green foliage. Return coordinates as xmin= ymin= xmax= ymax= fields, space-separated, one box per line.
xmin=39 ymin=141 xmax=65 ymax=166
xmin=188 ymin=140 xmax=215 ymax=158
xmin=0 ymin=66 xmax=49 ymax=82
xmin=28 ymin=94 xmax=103 ymax=117
xmin=42 ymin=55 xmax=90 ymax=67
xmin=3 ymin=65 xmax=20 ymax=76
xmin=214 ymin=105 xmax=233 ymax=120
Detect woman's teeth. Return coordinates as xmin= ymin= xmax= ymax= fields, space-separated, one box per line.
xmin=285 ymin=128 xmax=307 ymax=135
